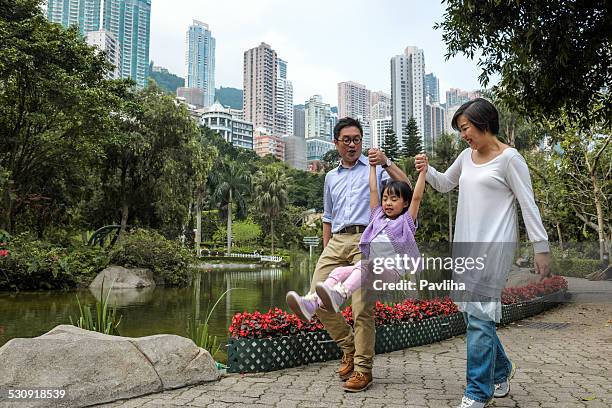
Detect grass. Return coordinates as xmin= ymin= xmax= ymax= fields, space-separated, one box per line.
xmin=70 ymin=277 xmax=122 ymax=335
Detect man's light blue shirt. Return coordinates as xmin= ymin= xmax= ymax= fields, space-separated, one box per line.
xmin=322 ymin=155 xmax=390 ymax=233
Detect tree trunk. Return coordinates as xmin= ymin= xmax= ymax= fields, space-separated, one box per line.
xmin=1 ymin=181 xmax=13 ymax=233
xmin=584 ymin=148 xmax=607 ymax=262
xmin=556 ymin=221 xmax=563 ymax=251
xmin=226 ymin=189 xmax=232 ymax=255
xmin=120 ymin=202 xmax=129 ymax=236
xmin=271 ymin=218 xmax=275 ymax=255
xmin=195 ymin=195 xmax=201 ymax=256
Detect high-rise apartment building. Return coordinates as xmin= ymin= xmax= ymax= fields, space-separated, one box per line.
xmin=424 ymin=103 xmax=445 ymax=155
xmin=425 ymin=73 xmax=440 ymax=103
xmin=371 ymin=117 xmax=393 ymax=149
xmin=275 ymin=61 xmax=293 ymax=136
xmin=85 ymin=29 xmax=121 ymax=79
xmin=338 ymin=81 xmax=371 ymax=121
xmin=103 ymin=0 xmax=151 ymax=88
xmin=293 ymin=105 xmax=305 ymax=138
xmin=243 ymin=43 xmax=278 ymax=134
xmin=47 ymin=0 xmax=102 ymax=35
xmin=445 ymin=88 xmax=481 ymax=108
xmin=391 ymin=46 xmax=425 ymax=148
xmin=305 ymin=95 xmax=331 ymax=140
xmin=185 ymin=20 xmax=215 ymax=107
xmin=370 ymin=91 xmax=391 ymax=121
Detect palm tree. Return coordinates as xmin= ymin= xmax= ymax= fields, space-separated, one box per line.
xmin=210 ymin=162 xmax=250 ymax=255
xmin=253 ymin=167 xmax=291 ymax=255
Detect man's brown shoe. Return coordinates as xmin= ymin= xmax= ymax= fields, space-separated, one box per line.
xmin=338 ymin=353 xmax=354 ymax=380
xmin=343 ymin=371 xmax=372 ymax=392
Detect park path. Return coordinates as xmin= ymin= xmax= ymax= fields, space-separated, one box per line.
xmin=105 ymin=278 xmax=612 ymax=408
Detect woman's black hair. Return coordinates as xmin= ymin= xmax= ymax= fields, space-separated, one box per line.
xmin=451 ymin=97 xmax=499 ymax=135
xmin=381 ymin=180 xmax=413 ymax=215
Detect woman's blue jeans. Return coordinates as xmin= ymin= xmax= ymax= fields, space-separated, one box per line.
xmin=463 ymin=312 xmax=512 ymax=402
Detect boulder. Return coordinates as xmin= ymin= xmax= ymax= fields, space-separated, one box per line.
xmin=0 ymin=325 xmax=220 ymax=407
xmin=89 ymin=265 xmax=155 ymax=290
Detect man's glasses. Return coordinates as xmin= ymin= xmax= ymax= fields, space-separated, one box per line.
xmin=336 ymin=136 xmax=362 ymax=146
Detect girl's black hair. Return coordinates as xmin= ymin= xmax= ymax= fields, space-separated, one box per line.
xmin=381 ymin=180 xmax=413 ymax=214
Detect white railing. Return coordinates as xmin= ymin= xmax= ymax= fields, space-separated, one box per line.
xmin=198 ymin=250 xmax=283 ymax=263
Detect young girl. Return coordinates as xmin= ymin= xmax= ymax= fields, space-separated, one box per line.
xmin=286 ymin=159 xmax=427 ymax=321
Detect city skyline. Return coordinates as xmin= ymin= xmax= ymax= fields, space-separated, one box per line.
xmin=149 ymin=0 xmax=493 ymax=105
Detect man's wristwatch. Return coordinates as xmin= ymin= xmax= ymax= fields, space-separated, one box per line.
xmin=382 ymin=158 xmax=392 ymax=169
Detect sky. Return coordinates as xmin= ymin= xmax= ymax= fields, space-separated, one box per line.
xmin=150 ymin=0 xmax=491 ymax=105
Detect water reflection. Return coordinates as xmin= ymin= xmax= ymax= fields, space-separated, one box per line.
xmin=0 ymin=255 xmax=315 ymax=361
xmin=89 ymin=286 xmax=156 ymax=307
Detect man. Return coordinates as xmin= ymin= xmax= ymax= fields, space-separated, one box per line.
xmin=305 ymin=117 xmax=409 ymax=392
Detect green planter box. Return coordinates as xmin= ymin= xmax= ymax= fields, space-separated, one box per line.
xmin=227 ymin=290 xmax=566 ymax=373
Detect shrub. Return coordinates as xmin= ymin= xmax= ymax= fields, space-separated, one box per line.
xmin=109 ymin=229 xmax=194 ymax=286
xmin=0 ymin=234 xmax=109 ymax=290
xmin=551 ymin=257 xmax=602 ymax=278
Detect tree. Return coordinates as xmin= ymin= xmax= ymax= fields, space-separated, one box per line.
xmin=0 ymin=0 xmax=127 ymax=234
xmin=555 ymin=124 xmax=611 ymax=262
xmin=91 ymin=83 xmax=212 ymax=239
xmin=253 ymin=166 xmax=291 ymax=254
xmin=402 ymin=117 xmax=422 ymax=158
xmin=432 ymin=133 xmax=461 ymax=243
xmin=210 ymin=162 xmax=250 ymax=254
xmin=321 ymin=149 xmax=340 ymax=172
xmin=436 ymin=0 xmax=610 ymax=130
xmin=382 ymin=128 xmax=400 ymax=161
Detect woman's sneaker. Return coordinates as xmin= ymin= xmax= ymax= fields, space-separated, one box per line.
xmin=286 ymin=292 xmax=319 ymax=322
xmin=455 ymin=396 xmax=491 ymax=408
xmin=494 ymin=361 xmax=516 ymax=398
xmin=316 ymin=282 xmax=347 ymax=313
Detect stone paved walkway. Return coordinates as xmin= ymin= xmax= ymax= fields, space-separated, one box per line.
xmin=106 ymin=278 xmax=612 ymax=408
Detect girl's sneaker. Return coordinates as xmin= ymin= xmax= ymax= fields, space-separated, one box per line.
xmin=316 ymin=282 xmax=348 ymax=313
xmin=286 ymin=292 xmax=319 ymax=322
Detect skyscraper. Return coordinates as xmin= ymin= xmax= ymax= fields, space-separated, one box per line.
xmin=305 ymin=95 xmax=331 ymax=140
xmin=185 ymin=20 xmax=216 ymax=107
xmin=103 ymin=0 xmax=151 ymax=88
xmin=424 ymin=103 xmax=445 ymax=155
xmin=293 ymin=105 xmax=305 ymax=138
xmin=424 ymin=73 xmax=440 ymax=103
xmin=338 ymin=81 xmax=371 ymax=121
xmin=243 ymin=43 xmax=278 ymax=134
xmin=86 ymin=30 xmax=121 ymax=79
xmin=370 ymin=91 xmax=391 ymax=121
xmin=390 ymin=46 xmax=425 ymax=148
xmin=47 ymin=0 xmax=102 ymax=35
xmin=275 ymin=59 xmax=293 ymax=136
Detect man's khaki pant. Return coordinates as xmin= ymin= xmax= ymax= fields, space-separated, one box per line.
xmin=310 ymin=232 xmax=375 ymax=374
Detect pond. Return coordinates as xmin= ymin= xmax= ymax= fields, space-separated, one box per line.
xmin=0 ymin=255 xmax=315 ymax=362
xmin=0 ymin=254 xmax=447 ymax=362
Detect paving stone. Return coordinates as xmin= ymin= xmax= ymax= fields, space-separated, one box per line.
xmin=97 ymin=299 xmax=611 ymax=408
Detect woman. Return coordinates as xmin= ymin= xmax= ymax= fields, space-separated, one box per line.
xmin=415 ymin=98 xmax=551 ymax=408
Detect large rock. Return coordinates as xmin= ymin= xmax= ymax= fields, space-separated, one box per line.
xmin=90 ymin=265 xmax=155 ymax=289
xmin=506 ymin=265 xmax=541 ymax=288
xmin=0 ymin=325 xmax=220 ymax=407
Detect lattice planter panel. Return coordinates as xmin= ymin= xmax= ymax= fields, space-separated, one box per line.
xmin=228 ymin=290 xmax=566 ymax=373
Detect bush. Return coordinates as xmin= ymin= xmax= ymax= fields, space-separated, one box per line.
xmin=109 ymin=229 xmax=194 ymax=286
xmin=0 ymin=234 xmax=110 ymax=290
xmin=551 ymin=257 xmax=602 ymax=278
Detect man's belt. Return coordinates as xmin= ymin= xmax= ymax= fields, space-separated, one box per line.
xmin=336 ymin=225 xmax=367 ymax=234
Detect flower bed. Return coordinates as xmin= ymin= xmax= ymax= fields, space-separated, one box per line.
xmin=227 ymin=276 xmax=568 ymax=373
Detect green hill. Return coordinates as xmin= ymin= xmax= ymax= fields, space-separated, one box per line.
xmin=148 ymin=63 xmax=184 ymax=94
xmin=216 ymin=87 xmax=243 ymax=109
